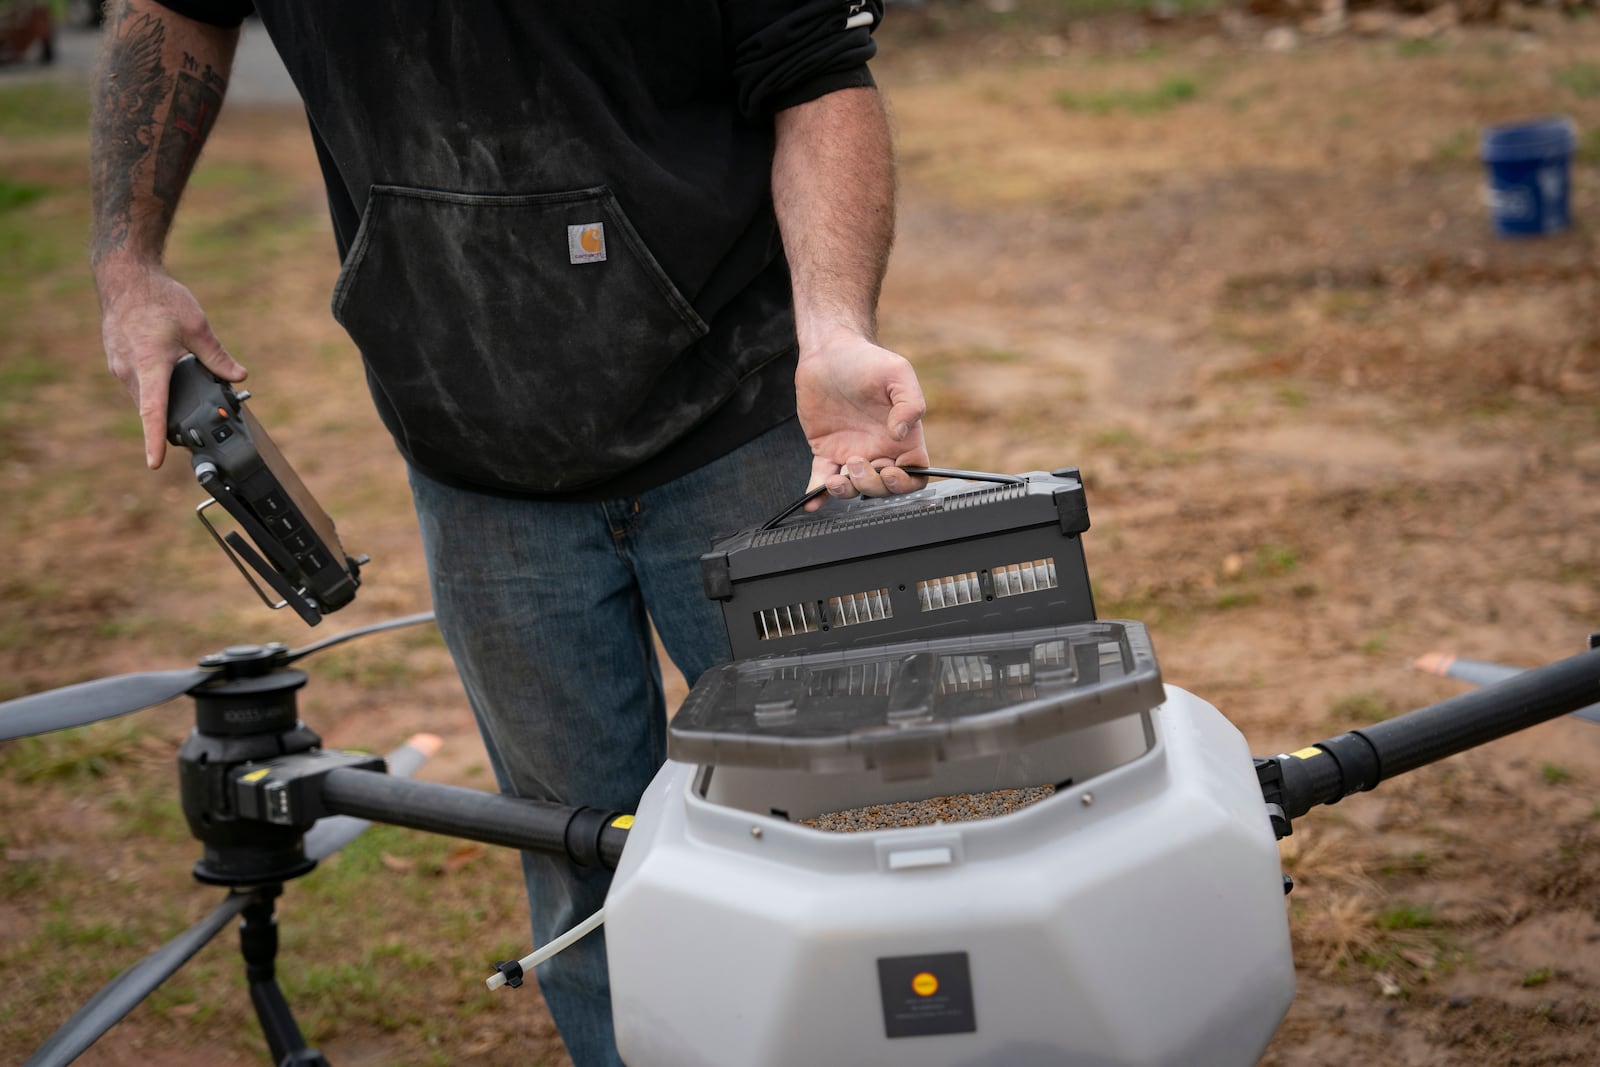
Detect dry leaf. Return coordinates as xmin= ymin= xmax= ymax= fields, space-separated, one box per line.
xmin=381 ymin=852 xmax=416 ymax=873
xmin=443 ymin=842 xmax=487 ymax=874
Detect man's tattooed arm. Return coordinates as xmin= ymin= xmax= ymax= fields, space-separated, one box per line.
xmin=89 ymin=0 xmax=246 ymax=474
xmin=89 ymin=0 xmax=238 ymax=268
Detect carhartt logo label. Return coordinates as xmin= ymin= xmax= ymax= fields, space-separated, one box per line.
xmin=568 ymin=223 xmax=606 ymax=264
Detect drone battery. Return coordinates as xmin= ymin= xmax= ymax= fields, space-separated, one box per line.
xmin=701 ymin=468 xmax=1094 ymax=661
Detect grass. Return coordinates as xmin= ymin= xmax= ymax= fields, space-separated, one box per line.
xmin=1083 ymin=425 xmax=1202 ymax=472
xmin=1380 ymin=851 xmax=1433 ymax=876
xmin=1541 ymin=763 xmax=1573 ymax=786
xmin=1377 ymin=902 xmax=1436 ymax=931
xmin=41 ymin=912 xmax=143 ymax=951
xmin=966 ymin=345 xmax=1025 ymax=364
xmin=1396 ymin=38 xmax=1446 ymax=59
xmin=1555 ymin=61 xmax=1600 ymax=99
xmin=1226 ymin=83 xmax=1277 ymax=114
xmin=1056 ymin=75 xmax=1199 ymax=115
xmin=1093 ymin=591 xmax=1190 ymax=632
xmin=107 ymin=783 xmax=192 ymax=844
xmin=264 ymin=825 xmax=530 ymax=1055
xmin=0 ymin=176 xmax=87 ymax=298
xmin=0 ymin=82 xmax=90 ymax=139
xmin=0 ymin=353 xmax=66 ymax=393
xmin=1276 ymin=384 xmax=1309 ymax=409
xmin=1255 ymin=544 xmax=1299 ymax=577
xmin=1433 ymin=129 xmax=1475 ymax=164
xmin=1350 ymin=901 xmax=1464 ymax=985
xmin=0 ymin=177 xmax=50 ymax=213
xmin=315 ymin=646 xmax=430 ymax=688
xmin=0 ymin=719 xmax=149 ymax=784
xmin=1329 ymin=691 xmax=1395 ymax=726
xmin=1578 ymin=128 xmax=1600 ymax=165
xmin=1292 ymin=880 xmax=1467 ymax=984
xmin=1092 ymin=427 xmax=1141 ymax=449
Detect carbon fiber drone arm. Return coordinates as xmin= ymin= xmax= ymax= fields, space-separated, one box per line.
xmin=1259 ymin=644 xmax=1600 ymax=835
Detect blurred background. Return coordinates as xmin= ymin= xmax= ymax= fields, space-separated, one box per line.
xmin=2 ymin=1 xmax=1599 ymax=1064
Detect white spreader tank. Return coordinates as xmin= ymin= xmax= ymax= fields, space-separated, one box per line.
xmin=605 ymin=621 xmax=1295 ymax=1067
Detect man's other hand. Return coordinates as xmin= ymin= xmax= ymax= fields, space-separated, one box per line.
xmin=796 ymin=329 xmax=929 ymax=510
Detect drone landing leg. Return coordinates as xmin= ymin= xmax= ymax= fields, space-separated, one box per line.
xmin=240 ymin=886 xmax=329 ymax=1067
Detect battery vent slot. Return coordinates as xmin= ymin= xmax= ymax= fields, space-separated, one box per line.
xmin=826 ymin=588 xmax=894 ymax=629
xmin=754 ymin=602 xmax=823 ymax=642
xmin=916 ymin=571 xmax=982 ymax=612
xmin=992 ymin=558 xmax=1058 ymax=599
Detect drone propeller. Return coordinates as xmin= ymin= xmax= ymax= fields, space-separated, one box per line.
xmin=1414 ymin=653 xmax=1600 ymax=724
xmin=0 ymin=669 xmax=216 ymax=743
xmin=0 ymin=612 xmax=438 ymax=744
xmin=24 ymin=890 xmax=253 ymax=1067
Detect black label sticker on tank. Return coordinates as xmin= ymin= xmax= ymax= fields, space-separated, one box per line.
xmin=877 ymin=952 xmax=976 ymax=1038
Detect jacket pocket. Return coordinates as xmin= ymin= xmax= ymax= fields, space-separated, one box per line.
xmin=332 ymin=185 xmax=722 ymax=493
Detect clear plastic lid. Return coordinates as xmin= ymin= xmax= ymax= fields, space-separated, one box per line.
xmin=668 ymin=620 xmax=1162 ymax=773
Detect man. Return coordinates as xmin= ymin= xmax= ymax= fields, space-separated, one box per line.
xmin=90 ymin=2 xmax=928 ymax=1063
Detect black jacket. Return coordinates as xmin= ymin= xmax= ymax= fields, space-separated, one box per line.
xmin=158 ymin=0 xmax=883 ymax=496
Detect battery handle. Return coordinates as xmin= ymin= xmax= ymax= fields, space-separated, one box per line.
xmin=760 ymin=467 xmax=1027 ymax=532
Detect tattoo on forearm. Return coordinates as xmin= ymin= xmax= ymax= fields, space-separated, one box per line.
xmin=153 ymin=60 xmax=226 ymax=211
xmin=90 ymin=2 xmax=171 ymax=263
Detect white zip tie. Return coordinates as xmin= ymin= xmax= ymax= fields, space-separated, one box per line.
xmin=486 ymin=907 xmax=607 ymax=991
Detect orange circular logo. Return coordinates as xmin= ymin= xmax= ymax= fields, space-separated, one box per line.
xmin=911 ymin=972 xmax=939 ymax=997
xmin=580 ymin=228 xmax=603 ymax=253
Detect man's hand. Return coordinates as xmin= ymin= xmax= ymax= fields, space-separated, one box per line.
xmin=796 ymin=328 xmax=929 ymax=509
xmin=97 ymin=264 xmax=245 ymax=469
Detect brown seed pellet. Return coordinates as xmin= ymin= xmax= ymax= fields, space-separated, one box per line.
xmin=799 ymin=785 xmax=1056 ymax=833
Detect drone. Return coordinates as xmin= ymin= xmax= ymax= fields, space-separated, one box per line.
xmin=7 ymin=362 xmax=1600 ymax=1066
xmin=6 ymin=608 xmax=1599 ymax=1066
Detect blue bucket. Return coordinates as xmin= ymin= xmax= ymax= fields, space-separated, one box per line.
xmin=1480 ymin=116 xmax=1577 ymax=237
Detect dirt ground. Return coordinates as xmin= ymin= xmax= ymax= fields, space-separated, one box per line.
xmin=4 ymin=5 xmax=1600 ymax=1066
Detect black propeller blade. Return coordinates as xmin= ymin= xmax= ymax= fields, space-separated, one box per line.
xmin=284 ymin=611 xmax=437 ymax=665
xmin=1414 ymin=653 xmax=1600 ymax=724
xmin=304 ymin=733 xmax=443 ymax=860
xmin=23 ymin=890 xmax=253 ymax=1067
xmin=0 ymin=612 xmax=437 ymax=744
xmin=0 ymin=669 xmax=215 ymax=743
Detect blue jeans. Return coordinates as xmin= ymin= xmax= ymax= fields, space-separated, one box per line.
xmin=408 ymin=418 xmax=812 ymax=1067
